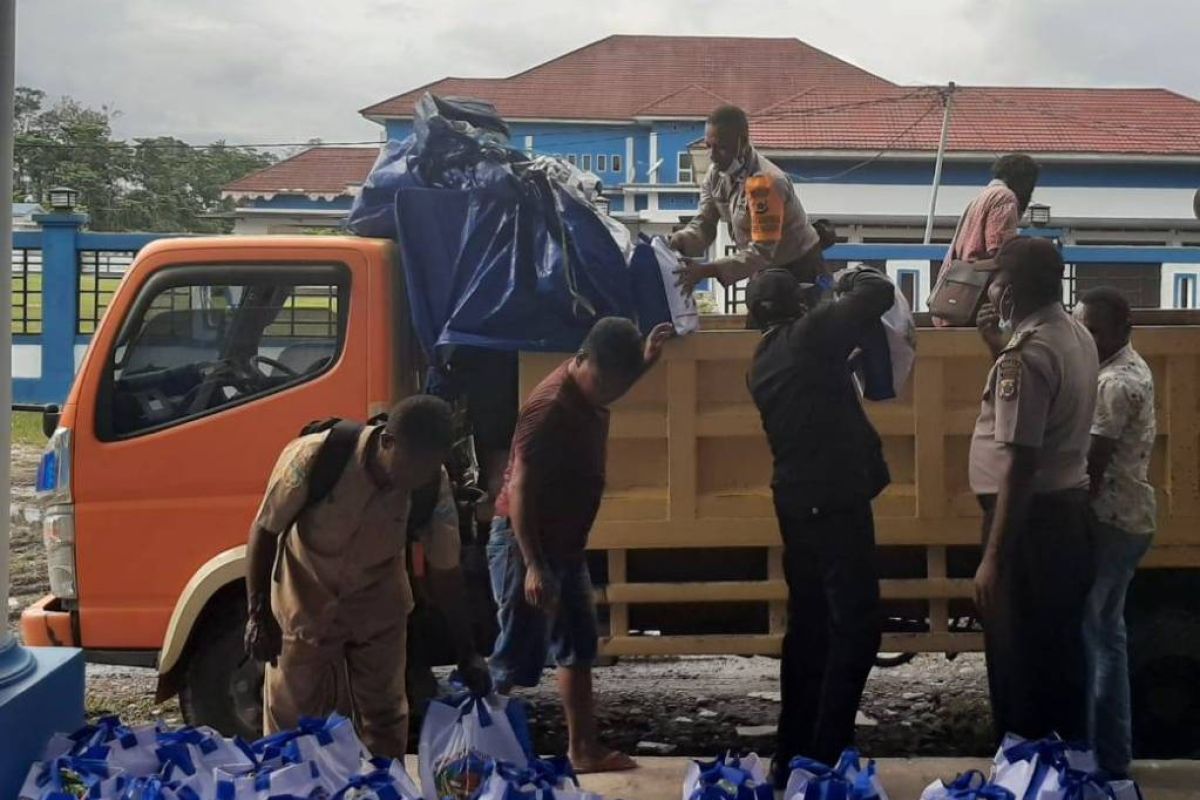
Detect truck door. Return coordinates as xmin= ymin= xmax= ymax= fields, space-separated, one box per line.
xmin=70 ymin=250 xmax=370 ymax=649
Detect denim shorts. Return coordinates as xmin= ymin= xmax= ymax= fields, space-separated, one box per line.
xmin=486 ymin=517 xmax=598 ymax=689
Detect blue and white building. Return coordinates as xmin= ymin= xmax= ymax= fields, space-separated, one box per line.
xmin=223 ymin=35 xmax=1200 ymax=309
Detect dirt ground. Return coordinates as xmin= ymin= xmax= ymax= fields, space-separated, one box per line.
xmin=8 ymin=443 xmax=994 ymax=756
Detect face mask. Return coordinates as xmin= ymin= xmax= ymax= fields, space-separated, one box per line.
xmin=721 ymin=139 xmax=747 ymax=176
xmin=997 ymin=285 xmax=1015 ymax=334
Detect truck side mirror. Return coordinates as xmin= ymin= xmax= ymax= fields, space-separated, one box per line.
xmin=42 ymin=404 xmax=61 ymax=439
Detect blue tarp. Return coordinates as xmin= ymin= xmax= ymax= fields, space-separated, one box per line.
xmin=348 ymin=93 xmax=670 ymax=357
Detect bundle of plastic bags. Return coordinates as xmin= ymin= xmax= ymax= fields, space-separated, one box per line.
xmin=348 ymin=93 xmax=677 ymax=360
xmin=681 ymin=753 xmax=773 ymax=800
xmin=986 ymin=735 xmax=1141 ymax=800
xmin=921 ymin=735 xmax=1144 ymax=800
xmin=783 ymin=749 xmax=889 ymax=800
xmin=417 ymin=693 xmax=533 ymax=800
xmin=18 ymin=714 xmax=420 ymax=800
xmin=476 ymin=757 xmax=600 ymax=800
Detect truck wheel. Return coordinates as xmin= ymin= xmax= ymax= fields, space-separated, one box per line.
xmin=1130 ymin=608 xmax=1200 ymax=758
xmin=178 ymin=599 xmax=264 ymax=741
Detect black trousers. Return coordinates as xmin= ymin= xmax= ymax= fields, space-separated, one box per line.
xmin=774 ymin=498 xmax=882 ymax=778
xmin=978 ymin=490 xmax=1094 ymax=743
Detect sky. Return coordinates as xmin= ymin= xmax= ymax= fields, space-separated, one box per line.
xmin=14 ymin=0 xmax=1200 ymax=148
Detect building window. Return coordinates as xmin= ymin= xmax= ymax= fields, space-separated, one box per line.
xmin=1074 ymin=263 xmax=1162 ymax=309
xmin=597 ymin=154 xmax=608 ymax=172
xmin=581 ymin=154 xmax=592 ymax=171
xmin=896 ymin=269 xmax=920 ymax=312
xmin=677 ymin=152 xmax=694 ymax=184
xmin=612 ymin=154 xmax=623 ymax=175
xmin=1176 ymin=274 xmax=1198 ymax=309
xmin=567 ymin=154 xmax=577 ymax=165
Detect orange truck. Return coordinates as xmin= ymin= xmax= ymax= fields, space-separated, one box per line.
xmin=21 ymin=234 xmax=1200 ymax=755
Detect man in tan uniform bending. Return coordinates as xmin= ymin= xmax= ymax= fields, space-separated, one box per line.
xmin=244 ymin=395 xmax=491 ymax=757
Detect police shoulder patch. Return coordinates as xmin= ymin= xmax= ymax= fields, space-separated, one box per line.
xmin=997 ymin=356 xmax=1021 ymax=401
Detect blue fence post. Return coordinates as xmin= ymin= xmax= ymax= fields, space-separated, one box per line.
xmin=32 ymin=212 xmax=86 ymax=404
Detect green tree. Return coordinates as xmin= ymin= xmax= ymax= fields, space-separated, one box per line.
xmin=13 ymin=87 xmax=275 ymax=233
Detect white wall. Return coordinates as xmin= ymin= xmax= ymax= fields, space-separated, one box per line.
xmin=1162 ymin=263 xmax=1200 ymax=309
xmin=796 ymin=183 xmax=1198 ymax=224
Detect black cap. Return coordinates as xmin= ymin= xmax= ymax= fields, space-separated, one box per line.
xmin=973 ymin=237 xmax=1064 ymax=285
xmin=747 ymin=268 xmax=810 ymax=323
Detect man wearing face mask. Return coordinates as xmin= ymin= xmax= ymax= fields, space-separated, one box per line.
xmin=968 ymin=237 xmax=1099 ymax=744
xmin=670 ymin=105 xmax=827 ymax=306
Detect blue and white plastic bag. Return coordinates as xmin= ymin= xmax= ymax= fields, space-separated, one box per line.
xmin=418 ymin=694 xmax=533 ymax=800
xmin=682 ymin=753 xmax=772 ymax=800
xmin=990 ymin=735 xmax=1096 ymax=799
xmin=784 ymin=749 xmax=888 ymax=800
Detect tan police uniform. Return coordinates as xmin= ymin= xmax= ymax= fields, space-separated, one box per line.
xmin=669 ymin=148 xmax=824 ymax=287
xmin=968 ymin=298 xmax=1099 ymax=743
xmin=254 ymin=426 xmax=460 ymax=758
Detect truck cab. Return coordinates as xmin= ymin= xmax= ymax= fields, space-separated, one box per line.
xmin=22 ymin=235 xmax=416 ymax=735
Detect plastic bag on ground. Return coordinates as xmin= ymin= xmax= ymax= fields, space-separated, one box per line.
xmin=248 ymin=713 xmax=368 ymax=787
xmin=784 ymin=749 xmax=889 ymax=800
xmin=920 ymin=770 xmax=1016 ymax=800
xmin=478 ymin=758 xmax=600 ymax=800
xmin=154 ymin=726 xmax=256 ymax=797
xmin=331 ymin=758 xmax=423 ymax=800
xmin=989 ymin=735 xmax=1098 ymax=800
xmin=19 ymin=757 xmax=128 ymax=800
xmin=418 ymin=694 xmax=533 ymax=800
xmin=682 ymin=753 xmax=772 ymax=800
xmin=41 ymin=716 xmax=165 ymax=778
xmin=212 ymin=761 xmax=330 ymax=800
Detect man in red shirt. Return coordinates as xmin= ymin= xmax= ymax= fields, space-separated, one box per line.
xmin=489 ymin=318 xmax=673 ymax=773
xmin=931 ymin=154 xmax=1040 ymax=327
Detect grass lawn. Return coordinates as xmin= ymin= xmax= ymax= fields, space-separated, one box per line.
xmin=13 ymin=273 xmax=334 ymax=335
xmin=12 ymin=411 xmax=48 ymax=447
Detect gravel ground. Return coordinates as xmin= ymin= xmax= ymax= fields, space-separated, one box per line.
xmin=8 ymin=443 xmax=993 ymax=756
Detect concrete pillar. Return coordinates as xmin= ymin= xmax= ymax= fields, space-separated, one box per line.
xmin=31 ymin=212 xmax=86 ymax=403
xmin=0 ymin=4 xmax=86 ymax=795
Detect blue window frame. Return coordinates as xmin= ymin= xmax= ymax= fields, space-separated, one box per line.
xmin=896 ymin=268 xmax=921 ymax=311
xmin=1174 ymin=273 xmax=1198 ymax=309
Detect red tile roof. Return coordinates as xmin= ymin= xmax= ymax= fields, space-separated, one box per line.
xmin=223 ymin=146 xmax=379 ymax=197
xmin=750 ymin=86 xmax=1200 ymax=156
xmin=361 ymin=35 xmax=893 ymax=121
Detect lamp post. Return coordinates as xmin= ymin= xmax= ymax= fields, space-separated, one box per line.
xmin=47 ymin=187 xmax=80 ymax=213
xmin=0 ymin=0 xmax=34 ymax=688
xmin=1028 ymin=203 xmax=1052 ymax=228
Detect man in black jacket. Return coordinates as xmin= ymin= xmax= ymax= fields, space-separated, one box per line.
xmin=746 ymin=267 xmax=894 ymax=784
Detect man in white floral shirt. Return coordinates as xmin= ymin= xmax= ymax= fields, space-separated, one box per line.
xmin=1073 ymin=287 xmax=1156 ymax=778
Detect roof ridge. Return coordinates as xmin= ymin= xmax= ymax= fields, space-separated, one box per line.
xmin=634 ymin=83 xmax=731 ymax=114
xmin=224 ymin=147 xmax=319 ymax=189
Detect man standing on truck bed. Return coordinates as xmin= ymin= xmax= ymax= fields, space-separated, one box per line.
xmin=243 ymin=395 xmax=491 ymax=758
xmin=1074 ymin=287 xmax=1157 ymax=779
xmin=969 ymin=237 xmax=1098 ymax=743
xmin=488 ymin=318 xmax=674 ymax=774
xmin=670 ymin=105 xmax=828 ymax=314
xmin=744 ymin=265 xmax=894 ymax=785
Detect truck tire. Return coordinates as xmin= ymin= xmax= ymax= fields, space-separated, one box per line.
xmin=1130 ymin=607 xmax=1200 ymax=757
xmin=178 ymin=597 xmax=264 ymax=741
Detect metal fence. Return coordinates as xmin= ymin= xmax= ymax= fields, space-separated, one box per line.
xmin=12 ymin=248 xmax=43 ymax=335
xmin=77 ymin=249 xmax=136 ymax=334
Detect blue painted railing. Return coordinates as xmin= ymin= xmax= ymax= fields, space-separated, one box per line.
xmin=11 ymin=218 xmax=1200 ymax=405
